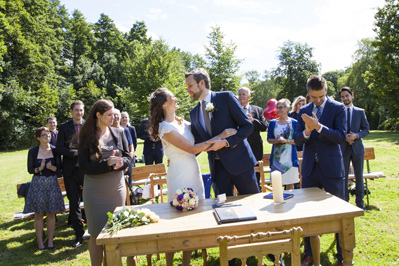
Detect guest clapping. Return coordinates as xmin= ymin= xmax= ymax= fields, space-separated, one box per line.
xmin=267 ymin=99 xmax=300 ymax=190
xmin=24 ymin=127 xmax=65 ymax=250
xmin=78 ymin=99 xmax=131 ymax=266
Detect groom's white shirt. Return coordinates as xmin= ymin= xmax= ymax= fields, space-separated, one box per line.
xmin=199 ymin=90 xmax=212 ymax=132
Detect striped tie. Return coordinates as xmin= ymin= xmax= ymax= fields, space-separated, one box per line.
xmin=316 ymin=106 xmax=322 ymax=119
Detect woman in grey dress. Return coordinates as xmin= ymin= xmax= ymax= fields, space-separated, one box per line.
xmin=78 ymin=99 xmax=131 ymax=266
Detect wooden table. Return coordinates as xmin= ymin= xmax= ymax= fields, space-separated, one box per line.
xmin=97 ymin=188 xmax=364 ymax=265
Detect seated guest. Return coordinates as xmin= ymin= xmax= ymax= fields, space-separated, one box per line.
xmin=267 ymin=99 xmax=299 ymax=190
xmin=24 ymin=127 xmax=65 ymax=250
xmin=288 ymin=96 xmax=306 ymax=121
xmin=78 ymin=99 xmax=131 ymax=266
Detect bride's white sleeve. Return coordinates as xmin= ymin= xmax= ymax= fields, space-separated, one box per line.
xmin=159 ymin=122 xmax=175 ymax=139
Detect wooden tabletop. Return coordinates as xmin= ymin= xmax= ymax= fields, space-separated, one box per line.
xmin=97 ymin=187 xmax=364 ymax=246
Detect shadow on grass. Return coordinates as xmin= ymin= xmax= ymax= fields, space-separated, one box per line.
xmin=0 ymin=215 xmax=88 ymax=265
xmin=368 ymin=131 xmax=399 ymax=145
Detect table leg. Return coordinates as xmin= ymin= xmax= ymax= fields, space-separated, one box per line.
xmin=310 ymin=236 xmax=320 ymax=266
xmin=340 ymin=218 xmax=356 ymax=266
xmin=104 ymin=244 xmax=122 ymax=266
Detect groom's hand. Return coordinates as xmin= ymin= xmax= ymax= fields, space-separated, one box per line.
xmin=205 ymin=139 xmax=228 ymax=152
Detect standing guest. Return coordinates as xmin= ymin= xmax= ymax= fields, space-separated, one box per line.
xmin=139 ymin=118 xmax=164 ymax=165
xmin=121 ymin=111 xmax=138 ymax=186
xmin=186 ymin=68 xmax=259 ymax=197
xmin=112 ymin=108 xmax=134 ymax=161
xmin=47 ymin=117 xmax=58 ymax=146
xmin=267 ymin=99 xmax=299 ymax=190
xmin=237 ymin=87 xmax=268 ymax=187
xmin=339 ymin=87 xmax=370 ymax=210
xmin=263 ymin=98 xmax=279 ymax=121
xmin=56 ymin=100 xmax=85 ymax=248
xmin=294 ymin=75 xmax=346 ymax=266
xmin=79 ymin=99 xmax=131 ymax=266
xmin=288 ymin=96 xmax=306 ymax=121
xmin=289 ymin=96 xmax=306 ymax=152
xmin=24 ymin=127 xmax=65 ymax=250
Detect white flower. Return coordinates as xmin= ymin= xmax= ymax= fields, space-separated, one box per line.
xmin=172 ymin=198 xmax=178 ymax=206
xmin=189 ymin=198 xmax=197 ymax=206
xmin=183 ymin=193 xmax=190 ymax=199
xmin=205 ymin=102 xmax=216 ymax=112
xmin=141 ymin=216 xmax=148 ymax=222
xmin=176 ymin=189 xmax=182 ymax=195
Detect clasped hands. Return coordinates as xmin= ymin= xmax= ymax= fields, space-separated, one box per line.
xmin=302 ymin=112 xmax=321 ymax=135
xmin=205 ymin=128 xmax=237 ymax=152
xmin=38 ymin=159 xmax=56 ymax=172
xmin=346 ymin=132 xmax=357 ymax=145
xmin=107 ymin=150 xmax=123 ymax=170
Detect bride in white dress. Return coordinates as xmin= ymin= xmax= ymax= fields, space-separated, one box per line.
xmin=148 ymin=88 xmax=236 ymax=266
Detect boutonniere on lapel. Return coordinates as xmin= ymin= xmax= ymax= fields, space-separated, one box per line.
xmin=205 ymin=102 xmax=216 ymax=112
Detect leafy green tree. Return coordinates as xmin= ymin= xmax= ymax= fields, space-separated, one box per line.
xmin=323 ymin=70 xmax=347 ymax=96
xmin=124 ymin=21 xmax=151 ymax=44
xmin=249 ymin=72 xmax=283 ymax=109
xmin=273 ymin=40 xmax=320 ymax=100
xmin=173 ymin=49 xmax=206 ymax=72
xmin=338 ymin=39 xmax=380 ymax=129
xmin=64 ymin=9 xmax=95 ymax=90
xmin=121 ymin=40 xmax=191 ymax=121
xmin=367 ymin=0 xmax=399 ymax=128
xmin=0 ymin=81 xmax=36 ymax=149
xmin=76 ymin=80 xmax=107 ymax=113
xmin=205 ymin=26 xmax=242 ymax=92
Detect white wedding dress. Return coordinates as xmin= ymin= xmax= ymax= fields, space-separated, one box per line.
xmin=159 ymin=120 xmax=205 ymax=202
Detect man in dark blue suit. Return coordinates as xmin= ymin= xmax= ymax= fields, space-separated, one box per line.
xmin=295 ymin=75 xmax=347 ymax=266
xmin=185 ymin=68 xmax=259 ymax=197
xmin=339 ymin=87 xmax=370 ymax=210
xmin=138 ymin=118 xmax=164 ymax=165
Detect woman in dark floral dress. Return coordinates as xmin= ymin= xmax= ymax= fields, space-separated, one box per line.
xmin=24 ymin=127 xmax=65 ymax=250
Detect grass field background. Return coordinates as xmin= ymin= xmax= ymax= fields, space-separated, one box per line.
xmin=0 ymin=130 xmax=398 ymax=265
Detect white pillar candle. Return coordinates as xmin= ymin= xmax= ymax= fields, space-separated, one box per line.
xmin=271 ymin=171 xmax=284 ymax=203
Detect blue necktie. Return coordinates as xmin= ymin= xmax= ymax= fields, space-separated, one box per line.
xmin=316 ymin=106 xmax=322 ymax=119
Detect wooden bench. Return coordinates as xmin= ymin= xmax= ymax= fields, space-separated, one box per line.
xmin=15 ymin=177 xmax=84 ymax=221
xmin=348 ymin=147 xmax=385 ymax=207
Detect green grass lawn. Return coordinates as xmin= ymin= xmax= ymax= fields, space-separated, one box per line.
xmin=0 ymin=130 xmax=398 ymax=265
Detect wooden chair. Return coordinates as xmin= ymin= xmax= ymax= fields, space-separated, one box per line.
xmin=217 ymin=227 xmax=303 ymax=266
xmin=255 ymin=160 xmax=273 ymax=192
xmin=128 ymin=163 xmax=167 ymax=204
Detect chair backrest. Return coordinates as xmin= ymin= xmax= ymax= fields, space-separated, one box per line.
xmin=218 ymin=227 xmax=303 ymax=266
xmin=131 ymin=163 xmax=167 ymax=181
xmin=255 ymin=160 xmax=273 ymax=192
xmin=130 ymin=163 xmax=167 ymax=204
xmin=262 ymin=153 xmax=271 ymax=166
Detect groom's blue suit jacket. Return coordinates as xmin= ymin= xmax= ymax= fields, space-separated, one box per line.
xmin=190 ymin=91 xmax=257 ymax=177
xmin=294 ymin=96 xmax=347 ymax=179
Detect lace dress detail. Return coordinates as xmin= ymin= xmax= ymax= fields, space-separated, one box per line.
xmin=159 ymin=120 xmax=205 ymax=201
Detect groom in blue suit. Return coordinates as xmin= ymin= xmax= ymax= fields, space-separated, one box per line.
xmin=185 ymin=68 xmax=259 ymax=197
xmin=295 ymin=75 xmax=347 ymax=266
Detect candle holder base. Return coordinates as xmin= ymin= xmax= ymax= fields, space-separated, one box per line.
xmin=273 ymin=201 xmax=285 ymax=205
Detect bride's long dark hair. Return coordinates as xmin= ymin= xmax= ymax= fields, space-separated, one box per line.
xmin=149 ymin=88 xmax=168 ymax=141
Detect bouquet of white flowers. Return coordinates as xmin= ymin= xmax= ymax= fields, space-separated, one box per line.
xmin=170 ymin=188 xmax=199 ymax=211
xmin=106 ymin=207 xmax=159 ymax=235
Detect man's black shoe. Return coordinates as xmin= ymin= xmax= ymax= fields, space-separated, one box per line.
xmin=72 ymin=236 xmax=83 ymax=248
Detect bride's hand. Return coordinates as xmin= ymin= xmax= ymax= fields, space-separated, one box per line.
xmin=220 ymin=128 xmax=237 ymax=139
